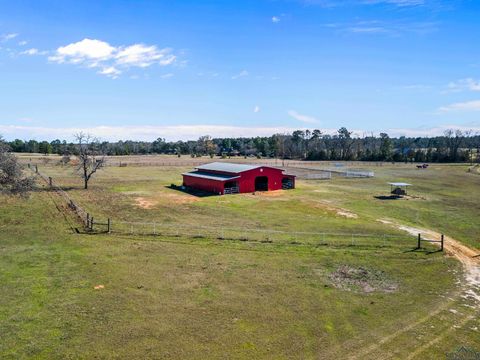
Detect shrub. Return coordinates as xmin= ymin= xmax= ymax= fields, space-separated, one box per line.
xmin=0 ymin=142 xmax=35 ymax=197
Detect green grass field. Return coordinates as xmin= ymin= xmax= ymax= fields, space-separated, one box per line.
xmin=1 ymin=157 xmax=479 ymax=358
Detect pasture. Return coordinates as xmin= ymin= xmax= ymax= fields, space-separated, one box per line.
xmin=2 ymin=156 xmax=480 ymax=359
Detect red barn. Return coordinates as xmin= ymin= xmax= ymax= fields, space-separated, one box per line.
xmin=182 ymin=162 xmax=295 ymax=195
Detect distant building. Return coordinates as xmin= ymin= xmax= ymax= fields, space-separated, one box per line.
xmin=182 ymin=162 xmax=296 ymax=195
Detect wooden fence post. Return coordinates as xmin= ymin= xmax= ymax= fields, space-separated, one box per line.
xmin=107 ymin=218 xmax=111 ymax=233
xmin=49 ymin=177 xmax=53 ymax=187
xmin=417 ymin=233 xmax=421 ymax=249
xmin=86 ymin=213 xmax=90 ymax=227
xmin=35 ymin=164 xmax=38 ymax=173
xmin=90 ymin=217 xmax=94 ymax=231
xmin=441 ymin=234 xmax=444 ymax=251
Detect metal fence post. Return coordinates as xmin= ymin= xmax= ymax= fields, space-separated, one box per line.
xmin=417 ymin=233 xmax=421 ymax=249
xmin=49 ymin=177 xmax=53 ymax=188
xmin=441 ymin=234 xmax=444 ymax=251
xmin=35 ymin=164 xmax=38 ymax=173
xmin=90 ymin=217 xmax=94 ymax=231
xmin=107 ymin=218 xmax=111 ymax=234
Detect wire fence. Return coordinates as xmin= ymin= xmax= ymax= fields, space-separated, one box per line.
xmin=285 ymin=166 xmax=374 ymax=179
xmin=101 ymin=220 xmax=414 ymax=249
xmin=103 ymin=160 xmax=312 ymax=168
xmin=342 ymin=170 xmax=375 ymax=178
xmin=30 ymin=164 xmax=89 ymax=226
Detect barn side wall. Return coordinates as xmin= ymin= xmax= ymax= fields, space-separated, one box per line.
xmin=182 ymin=175 xmax=224 ymax=194
xmin=237 ymin=167 xmax=293 ymax=193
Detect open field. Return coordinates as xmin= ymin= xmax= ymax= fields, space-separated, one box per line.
xmin=2 ymin=156 xmax=480 ymax=358
xmin=30 ymin=156 xmax=480 ymax=250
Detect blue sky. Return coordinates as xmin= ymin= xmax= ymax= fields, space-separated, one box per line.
xmin=1 ymin=0 xmax=480 ymax=141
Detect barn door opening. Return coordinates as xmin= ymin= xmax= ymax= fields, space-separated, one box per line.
xmin=282 ymin=177 xmax=293 ymax=189
xmin=255 ymin=176 xmax=268 ymax=191
xmin=224 ymin=181 xmax=239 ymax=194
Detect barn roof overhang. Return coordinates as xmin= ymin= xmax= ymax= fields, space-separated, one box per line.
xmin=388 ymin=182 xmax=412 ymax=187
xmin=195 ymin=162 xmax=293 ymax=175
xmin=182 ymin=171 xmax=241 ymax=182
xmin=195 ymin=162 xmax=260 ymax=174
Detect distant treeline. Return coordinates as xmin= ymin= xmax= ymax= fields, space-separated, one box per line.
xmin=5 ymin=128 xmax=480 ymax=163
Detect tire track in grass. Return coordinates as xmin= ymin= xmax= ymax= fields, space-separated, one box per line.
xmin=348 ymin=295 xmax=460 ymax=360
xmin=405 ymin=311 xmax=479 ymax=360
xmin=349 ymin=219 xmax=480 ymax=359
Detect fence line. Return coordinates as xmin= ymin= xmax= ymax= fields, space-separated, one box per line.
xmin=31 ymin=165 xmax=89 ymax=226
xmin=103 ymin=160 xmax=311 ymax=168
xmin=343 ymin=170 xmax=375 ymax=178
xmin=102 ymin=220 xmax=414 ymax=248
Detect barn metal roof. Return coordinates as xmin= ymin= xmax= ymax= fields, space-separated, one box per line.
xmin=182 ymin=171 xmax=240 ymax=181
xmin=195 ymin=162 xmax=261 ymax=173
xmin=388 ymin=182 xmax=412 ymax=187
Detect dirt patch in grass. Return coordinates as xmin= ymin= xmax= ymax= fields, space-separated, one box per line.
xmin=310 ymin=200 xmax=359 ymax=219
xmin=134 ymin=197 xmax=157 ymax=209
xmin=255 ymin=190 xmax=285 ymax=197
xmin=329 ymin=265 xmax=398 ymax=293
xmin=336 ymin=209 xmax=358 ymax=219
xmin=163 ymin=193 xmax=200 ymax=204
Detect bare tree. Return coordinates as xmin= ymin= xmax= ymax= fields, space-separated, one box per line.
xmin=74 ymin=132 xmax=106 ymax=190
xmin=0 ymin=135 xmax=35 ymax=196
xmin=444 ymin=129 xmax=464 ymax=162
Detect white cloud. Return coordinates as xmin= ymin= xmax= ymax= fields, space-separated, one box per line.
xmin=350 ymin=26 xmax=388 ymax=34
xmin=0 ymin=124 xmax=308 ymax=142
xmin=98 ymin=66 xmax=121 ymax=79
xmin=232 ymin=70 xmax=248 ymax=80
xmin=272 ymin=16 xmax=281 ymax=23
xmin=0 ymin=33 xmax=18 ymax=42
xmin=254 ymin=105 xmax=260 ymax=113
xmin=325 ymin=19 xmax=438 ymax=36
xmin=439 ymin=100 xmax=480 ymax=112
xmin=115 ymin=44 xmax=175 ymax=68
xmin=48 ymin=38 xmax=176 ymax=78
xmin=362 ymin=0 xmax=425 ymax=6
xmin=446 ymin=78 xmax=480 ymax=93
xmin=18 ymin=40 xmax=28 ymax=46
xmin=21 ymin=48 xmax=38 ymax=55
xmin=20 ymin=48 xmax=48 ymax=56
xmin=288 ymin=110 xmax=320 ymax=124
xmin=386 ymin=124 xmax=480 ymax=137
xmin=402 ymin=84 xmax=432 ymax=91
xmin=160 ymin=73 xmax=174 ymax=79
xmin=305 ymin=0 xmax=425 ymax=7
xmin=1 ymin=123 xmax=479 ymax=142
xmin=49 ymin=39 xmax=115 ymax=64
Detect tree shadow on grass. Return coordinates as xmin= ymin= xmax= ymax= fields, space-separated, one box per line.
xmin=33 ymin=185 xmax=78 ymax=192
xmin=374 ymin=195 xmax=402 ymax=200
xmin=404 ymin=248 xmax=443 ymax=255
